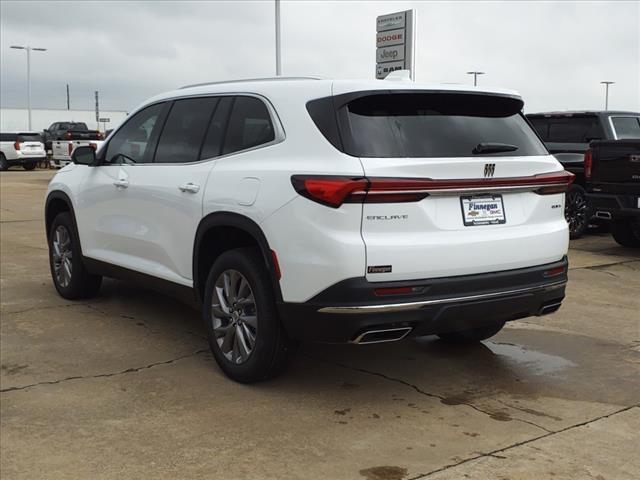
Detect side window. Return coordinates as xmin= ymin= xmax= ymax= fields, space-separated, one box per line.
xmin=200 ymin=97 xmax=233 ymax=160
xmin=154 ymin=97 xmax=218 ymax=164
xmin=222 ymin=96 xmax=275 ymax=155
xmin=105 ymin=103 xmax=165 ymax=164
xmin=611 ymin=117 xmax=640 ymax=139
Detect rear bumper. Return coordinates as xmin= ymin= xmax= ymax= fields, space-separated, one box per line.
xmin=586 ymin=192 xmax=640 ymax=219
xmin=8 ymin=156 xmax=44 ymax=165
xmin=277 ymin=257 xmax=568 ymax=343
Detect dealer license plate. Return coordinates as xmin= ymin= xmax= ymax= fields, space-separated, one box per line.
xmin=460 ymin=195 xmax=506 ymax=226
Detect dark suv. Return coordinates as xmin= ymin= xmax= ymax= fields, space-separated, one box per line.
xmin=527 ymin=111 xmax=640 ymax=238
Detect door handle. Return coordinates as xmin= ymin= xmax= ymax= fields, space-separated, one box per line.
xmin=113 ymin=179 xmax=129 ymax=188
xmin=179 ymin=182 xmax=200 ymax=193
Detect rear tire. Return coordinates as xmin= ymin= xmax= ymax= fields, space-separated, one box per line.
xmin=611 ymin=219 xmax=640 ymax=248
xmin=23 ymin=161 xmax=37 ymax=171
xmin=565 ymin=185 xmax=590 ymax=239
xmin=0 ymin=154 xmax=8 ymax=171
xmin=203 ymin=248 xmax=291 ymax=383
xmin=437 ymin=322 xmax=505 ymax=344
xmin=48 ymin=212 xmax=102 ymax=299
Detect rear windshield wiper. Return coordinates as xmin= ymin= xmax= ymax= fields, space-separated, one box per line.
xmin=473 ymin=143 xmax=519 ymax=155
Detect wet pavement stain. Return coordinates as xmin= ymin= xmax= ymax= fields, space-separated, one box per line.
xmin=486 ymin=342 xmax=577 ymax=376
xmin=334 ymin=408 xmax=351 ymax=416
xmin=359 ymin=466 xmax=408 ymax=480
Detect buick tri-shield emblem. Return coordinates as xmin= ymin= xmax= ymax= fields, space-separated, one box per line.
xmin=484 ymin=163 xmax=496 ymax=178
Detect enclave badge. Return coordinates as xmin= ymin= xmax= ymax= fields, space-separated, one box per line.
xmin=484 ymin=163 xmax=496 ymax=178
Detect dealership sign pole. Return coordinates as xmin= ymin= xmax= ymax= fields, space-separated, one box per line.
xmin=376 ymin=10 xmax=415 ymax=80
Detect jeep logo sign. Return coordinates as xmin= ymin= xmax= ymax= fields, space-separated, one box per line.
xmin=376 ymin=10 xmax=415 ymax=80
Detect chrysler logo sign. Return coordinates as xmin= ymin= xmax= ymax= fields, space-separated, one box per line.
xmin=484 ymin=163 xmax=496 ymax=178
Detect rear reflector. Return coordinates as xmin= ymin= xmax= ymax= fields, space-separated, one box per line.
xmin=374 ymin=286 xmax=413 ymax=296
xmin=543 ymin=266 xmax=566 ymax=278
xmin=270 ymin=250 xmax=282 ymax=279
xmin=291 ymin=171 xmax=575 ymax=208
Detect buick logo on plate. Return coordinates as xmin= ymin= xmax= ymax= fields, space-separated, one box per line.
xmin=484 ymin=163 xmax=496 ymax=178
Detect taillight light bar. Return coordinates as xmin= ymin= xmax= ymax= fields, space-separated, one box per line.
xmin=291 ymin=171 xmax=575 ymax=208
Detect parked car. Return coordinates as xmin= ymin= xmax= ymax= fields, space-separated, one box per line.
xmin=527 ymin=111 xmax=640 ymax=238
xmin=585 ymin=139 xmax=640 ymax=247
xmin=45 ymin=77 xmax=573 ymax=382
xmin=42 ymin=122 xmax=102 ymax=150
xmin=0 ymin=132 xmax=46 ymax=171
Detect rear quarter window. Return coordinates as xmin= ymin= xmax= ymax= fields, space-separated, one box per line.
xmin=611 ymin=116 xmax=640 ymax=139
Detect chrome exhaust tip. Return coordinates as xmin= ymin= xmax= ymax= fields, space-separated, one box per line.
xmin=352 ymin=327 xmax=412 ymax=345
xmin=595 ymin=211 xmax=612 ymax=220
xmin=538 ymin=302 xmax=562 ymax=316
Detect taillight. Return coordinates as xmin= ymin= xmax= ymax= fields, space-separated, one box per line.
xmin=291 ymin=176 xmax=368 ymax=208
xmin=584 ymin=149 xmax=593 ymax=180
xmin=292 ymin=171 xmax=575 ymax=208
xmin=68 ymin=143 xmax=73 ymax=155
xmin=13 ymin=141 xmax=21 ymax=150
xmin=89 ymin=143 xmax=97 ymax=150
xmin=96 ymin=132 xmax=103 ymax=140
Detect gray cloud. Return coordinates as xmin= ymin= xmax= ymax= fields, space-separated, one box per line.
xmin=1 ymin=0 xmax=638 ymax=113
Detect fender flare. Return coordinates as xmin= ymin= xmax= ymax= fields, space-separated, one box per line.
xmin=192 ymin=212 xmax=283 ymax=303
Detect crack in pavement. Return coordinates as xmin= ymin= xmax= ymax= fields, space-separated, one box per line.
xmin=0 ymin=219 xmax=41 ymax=224
xmin=407 ymin=404 xmax=639 ymax=479
xmin=0 ymin=349 xmax=208 ymax=393
xmin=570 ymin=259 xmax=638 ymax=271
xmin=308 ymin=355 xmax=553 ymax=433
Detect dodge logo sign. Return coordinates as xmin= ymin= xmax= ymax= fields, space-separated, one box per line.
xmin=484 ymin=163 xmax=496 ymax=178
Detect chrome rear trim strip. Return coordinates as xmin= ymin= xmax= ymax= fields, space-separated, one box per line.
xmin=317 ymin=281 xmax=567 ymax=314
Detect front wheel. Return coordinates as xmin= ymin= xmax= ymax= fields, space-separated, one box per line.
xmin=48 ymin=212 xmax=102 ymax=299
xmin=611 ymin=218 xmax=640 ymax=248
xmin=565 ymin=185 xmax=590 ymax=239
xmin=437 ymin=322 xmax=505 ymax=344
xmin=203 ymin=248 xmax=291 ymax=383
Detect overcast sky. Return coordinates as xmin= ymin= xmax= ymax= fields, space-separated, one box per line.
xmin=1 ymin=0 xmax=638 ymax=113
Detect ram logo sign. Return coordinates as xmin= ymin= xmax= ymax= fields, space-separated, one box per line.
xmin=375 ymin=10 xmax=415 ymax=80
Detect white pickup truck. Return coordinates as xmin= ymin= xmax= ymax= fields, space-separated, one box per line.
xmin=50 ymin=140 xmax=104 ymax=168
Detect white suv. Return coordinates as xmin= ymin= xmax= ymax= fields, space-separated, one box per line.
xmin=45 ymin=77 xmax=573 ymax=382
xmin=0 ymin=132 xmax=46 ymax=170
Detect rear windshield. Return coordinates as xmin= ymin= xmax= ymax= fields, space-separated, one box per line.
xmin=528 ymin=115 xmax=604 ymax=143
xmin=611 ymin=116 xmax=640 ymax=139
xmin=17 ymin=133 xmax=42 ymax=142
xmin=308 ymin=92 xmax=547 ymax=158
xmin=60 ymin=122 xmax=89 ymax=131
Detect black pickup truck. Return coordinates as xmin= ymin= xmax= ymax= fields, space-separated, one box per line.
xmin=586 ymin=140 xmax=640 ymax=247
xmin=527 ymin=111 xmax=640 ymax=238
xmin=42 ymin=122 xmax=102 ymax=150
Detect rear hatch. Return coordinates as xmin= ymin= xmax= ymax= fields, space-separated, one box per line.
xmin=17 ymin=133 xmax=44 ymax=155
xmin=339 ymin=91 xmax=571 ymax=282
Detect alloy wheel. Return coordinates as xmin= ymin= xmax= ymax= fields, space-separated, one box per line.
xmin=211 ymin=269 xmax=257 ymax=364
xmin=565 ymin=189 xmax=588 ymax=235
xmin=52 ymin=225 xmax=73 ymax=288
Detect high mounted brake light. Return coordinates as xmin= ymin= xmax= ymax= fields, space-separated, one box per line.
xmin=291 ymin=171 xmax=575 ymax=208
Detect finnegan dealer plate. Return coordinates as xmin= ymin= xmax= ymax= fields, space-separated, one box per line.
xmin=460 ymin=195 xmax=506 ymax=226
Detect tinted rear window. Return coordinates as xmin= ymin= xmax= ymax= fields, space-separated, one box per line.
xmin=17 ymin=133 xmax=42 ymax=142
xmin=611 ymin=116 xmax=640 ymax=139
xmin=340 ymin=93 xmax=546 ymax=158
xmin=528 ymin=115 xmax=604 ymax=143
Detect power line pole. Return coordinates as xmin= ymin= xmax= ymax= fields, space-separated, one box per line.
xmin=66 ymin=84 xmax=70 ymax=110
xmin=467 ymin=71 xmax=485 ymax=86
xmin=600 ymin=81 xmax=614 ymax=110
xmin=275 ymin=0 xmax=281 ymax=76
xmin=10 ymin=45 xmax=47 ymax=130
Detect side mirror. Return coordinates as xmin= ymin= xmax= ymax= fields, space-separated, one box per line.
xmin=72 ymin=145 xmax=97 ymax=166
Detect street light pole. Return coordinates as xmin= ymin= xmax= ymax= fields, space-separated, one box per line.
xmin=10 ymin=45 xmax=47 ymax=130
xmin=600 ymin=81 xmax=614 ymax=110
xmin=275 ymin=0 xmax=281 ymax=76
xmin=467 ymin=71 xmax=485 ymax=86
